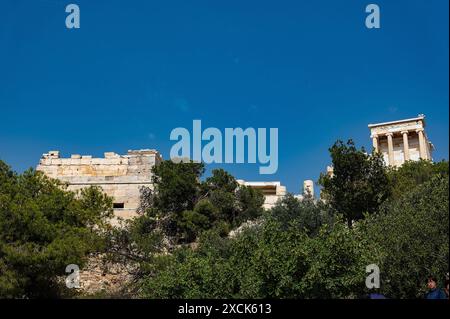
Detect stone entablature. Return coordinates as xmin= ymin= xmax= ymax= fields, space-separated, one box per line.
xmin=368 ymin=114 xmax=433 ymax=167
xmin=369 ymin=119 xmax=424 ymax=135
xmin=36 ymin=149 xmax=163 ymax=222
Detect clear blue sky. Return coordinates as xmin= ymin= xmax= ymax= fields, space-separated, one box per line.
xmin=0 ymin=0 xmax=448 ymax=193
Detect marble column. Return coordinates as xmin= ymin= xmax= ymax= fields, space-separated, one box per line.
xmin=386 ymin=132 xmax=394 ymax=166
xmin=416 ymin=128 xmax=427 ymax=160
xmin=401 ymin=130 xmax=410 ymax=162
xmin=371 ymin=134 xmax=379 ymax=153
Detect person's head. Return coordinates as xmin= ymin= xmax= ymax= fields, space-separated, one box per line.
xmin=427 ymin=276 xmax=438 ymax=290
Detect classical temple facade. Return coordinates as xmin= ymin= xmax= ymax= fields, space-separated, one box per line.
xmin=368 ymin=114 xmax=433 ymax=167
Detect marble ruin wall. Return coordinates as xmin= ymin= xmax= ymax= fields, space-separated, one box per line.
xmin=34 ymin=115 xmax=431 ymax=225
xmin=36 ymin=149 xmax=162 ymax=221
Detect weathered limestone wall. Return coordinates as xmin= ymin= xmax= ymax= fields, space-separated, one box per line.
xmin=36 ymin=149 xmax=162 ymax=222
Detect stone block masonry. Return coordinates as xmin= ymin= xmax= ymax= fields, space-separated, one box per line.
xmin=36 ymin=149 xmax=163 ymax=223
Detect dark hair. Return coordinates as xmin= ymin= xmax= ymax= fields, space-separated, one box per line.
xmin=427 ymin=276 xmax=438 ymax=283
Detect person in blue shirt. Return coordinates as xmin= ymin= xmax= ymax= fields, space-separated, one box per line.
xmin=444 ymin=279 xmax=449 ymax=299
xmin=425 ymin=276 xmax=447 ymax=299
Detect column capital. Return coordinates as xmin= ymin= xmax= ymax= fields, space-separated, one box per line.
xmin=416 ymin=128 xmax=424 ymax=133
xmin=370 ymin=133 xmax=378 ymax=139
xmin=400 ymin=130 xmax=409 ymax=135
xmin=385 ymin=132 xmax=394 ymax=137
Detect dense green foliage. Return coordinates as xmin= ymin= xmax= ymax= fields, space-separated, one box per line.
xmin=362 ymin=175 xmax=449 ymax=298
xmin=135 ymin=156 xmax=448 ymax=299
xmin=319 ymin=140 xmax=391 ymax=227
xmin=1 ymin=145 xmax=448 ymax=299
xmin=387 ymin=159 xmax=449 ymax=199
xmin=139 ymin=199 xmax=380 ymax=299
xmin=0 ymin=160 xmax=113 ymax=298
xmin=105 ymin=161 xmax=265 ymax=280
xmin=269 ymin=194 xmax=335 ymax=235
xmin=135 ymin=161 xmax=264 ymax=244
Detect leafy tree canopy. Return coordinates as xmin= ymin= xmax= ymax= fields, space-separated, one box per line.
xmin=134 ymin=161 xmax=265 ymax=244
xmin=0 ymin=160 xmax=113 ymax=298
xmin=105 ymin=161 xmax=265 ymax=282
xmin=387 ymin=159 xmax=449 ymax=200
xmin=361 ymin=174 xmax=449 ymax=298
xmin=140 ymin=195 xmax=379 ymax=299
xmin=319 ymin=140 xmax=391 ymax=227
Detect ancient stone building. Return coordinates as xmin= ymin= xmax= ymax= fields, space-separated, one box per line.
xmin=368 ymin=114 xmax=433 ymax=167
xmin=236 ymin=179 xmax=316 ymax=208
xmin=36 ymin=149 xmax=162 ymax=222
xmin=236 ymin=180 xmax=287 ymax=209
xmin=36 ymin=149 xmax=300 ymax=216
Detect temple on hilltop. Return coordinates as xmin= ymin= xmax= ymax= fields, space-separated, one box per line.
xmin=368 ymin=114 xmax=433 ymax=167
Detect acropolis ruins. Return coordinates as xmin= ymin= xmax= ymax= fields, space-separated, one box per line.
xmin=369 ymin=114 xmax=433 ymax=167
xmin=36 ymin=149 xmax=162 ymax=222
xmin=36 ymin=115 xmax=433 ymax=219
